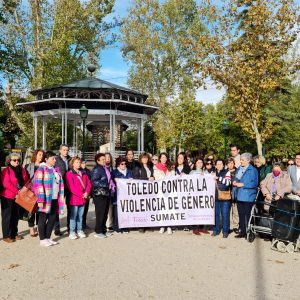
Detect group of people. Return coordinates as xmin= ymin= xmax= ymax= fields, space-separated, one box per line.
xmin=1 ymin=143 xmax=300 ymax=246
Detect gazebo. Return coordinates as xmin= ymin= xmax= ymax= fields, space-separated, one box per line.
xmin=17 ymin=75 xmax=158 ymax=159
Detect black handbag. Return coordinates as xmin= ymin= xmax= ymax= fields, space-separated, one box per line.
xmin=93 ymin=187 xmax=110 ymax=197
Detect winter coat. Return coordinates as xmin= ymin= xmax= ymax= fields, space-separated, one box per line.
xmin=0 ymin=166 xmax=29 ymax=199
xmin=234 ymin=164 xmax=259 ymax=202
xmin=66 ymin=170 xmax=92 ymax=206
xmin=33 ymin=164 xmax=64 ymax=214
xmin=133 ymin=165 xmax=154 ymax=180
xmin=112 ymin=168 xmax=133 ymax=205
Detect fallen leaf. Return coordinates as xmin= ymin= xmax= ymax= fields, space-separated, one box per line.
xmin=8 ymin=264 xmax=20 ymax=269
xmin=219 ymin=246 xmax=227 ymax=249
xmin=275 ymin=260 xmax=284 ymax=264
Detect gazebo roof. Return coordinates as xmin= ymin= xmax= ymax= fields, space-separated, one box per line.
xmin=30 ymin=77 xmax=148 ymax=98
xmin=17 ymin=76 xmax=158 ymax=116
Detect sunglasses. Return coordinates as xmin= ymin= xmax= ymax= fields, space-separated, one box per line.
xmin=120 ymin=163 xmax=126 ymax=166
xmin=288 ymin=163 xmax=294 ymax=165
xmin=206 ymin=163 xmax=212 ymax=165
xmin=11 ymin=159 xmax=20 ymax=162
xmin=152 ymin=158 xmax=158 ymax=161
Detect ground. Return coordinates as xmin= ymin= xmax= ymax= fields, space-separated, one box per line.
xmin=0 ymin=205 xmax=299 ymax=300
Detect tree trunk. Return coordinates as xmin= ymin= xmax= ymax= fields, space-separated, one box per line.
xmin=252 ymin=119 xmax=263 ymax=156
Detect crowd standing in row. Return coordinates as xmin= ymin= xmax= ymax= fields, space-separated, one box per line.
xmin=1 ymin=143 xmax=299 ymax=246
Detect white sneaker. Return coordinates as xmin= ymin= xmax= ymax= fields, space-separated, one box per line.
xmin=47 ymin=239 xmax=58 ymax=245
xmin=159 ymin=227 xmax=165 ymax=234
xmin=69 ymin=232 xmax=78 ymax=240
xmin=94 ymin=233 xmax=107 ymax=238
xmin=40 ymin=239 xmax=52 ymax=247
xmin=106 ymin=232 xmax=113 ymax=237
xmin=167 ymin=227 xmax=173 ymax=235
xmin=77 ymin=231 xmax=86 ymax=238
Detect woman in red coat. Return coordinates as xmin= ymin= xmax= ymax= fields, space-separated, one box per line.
xmin=1 ymin=153 xmax=29 ymax=243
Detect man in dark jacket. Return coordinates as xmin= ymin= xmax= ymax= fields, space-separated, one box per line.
xmin=54 ymin=144 xmax=71 ymax=235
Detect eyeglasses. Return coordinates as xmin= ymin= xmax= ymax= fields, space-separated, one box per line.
xmin=11 ymin=159 xmax=20 ymax=162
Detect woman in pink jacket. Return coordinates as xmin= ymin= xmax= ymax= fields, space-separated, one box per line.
xmin=1 ymin=153 xmax=29 ymax=243
xmin=66 ymin=156 xmax=92 ymax=240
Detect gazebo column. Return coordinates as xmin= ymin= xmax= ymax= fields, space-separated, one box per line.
xmin=137 ymin=119 xmax=141 ymax=154
xmin=61 ymin=106 xmax=64 ymax=145
xmin=73 ymin=117 xmax=76 ymax=151
xmin=141 ymin=118 xmax=144 ymax=152
xmin=34 ymin=115 xmax=38 ymax=149
xmin=111 ymin=112 xmax=116 ymax=158
xmin=42 ymin=116 xmax=47 ymax=150
xmin=65 ymin=107 xmax=68 ymax=144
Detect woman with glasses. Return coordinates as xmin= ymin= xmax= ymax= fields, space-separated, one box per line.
xmin=34 ymin=151 xmax=64 ymax=246
xmin=151 ymin=155 xmax=159 ymax=167
xmin=112 ymin=156 xmax=133 ymax=233
xmin=287 ymin=159 xmax=294 ymax=167
xmin=1 ymin=153 xmax=29 ymax=243
xmin=105 ymin=152 xmax=114 ymax=232
xmin=204 ymin=159 xmax=215 ymax=174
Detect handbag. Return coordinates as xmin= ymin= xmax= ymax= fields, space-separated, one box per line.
xmin=217 ymin=185 xmax=231 ymax=201
xmin=15 ymin=183 xmax=38 ymax=213
xmin=93 ymin=187 xmax=110 ymax=197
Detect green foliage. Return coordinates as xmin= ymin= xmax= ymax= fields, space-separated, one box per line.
xmin=0 ymin=0 xmax=116 ymax=148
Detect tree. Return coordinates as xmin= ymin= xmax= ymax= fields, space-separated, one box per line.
xmin=196 ymin=0 xmax=300 ymax=155
xmin=0 ymin=0 xmax=116 ymax=147
xmin=121 ymin=0 xmax=206 ymax=150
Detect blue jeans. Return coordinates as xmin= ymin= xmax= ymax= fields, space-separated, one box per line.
xmin=70 ymin=205 xmax=84 ymax=233
xmin=214 ymin=200 xmax=231 ymax=234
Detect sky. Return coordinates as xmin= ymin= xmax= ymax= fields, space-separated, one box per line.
xmin=99 ymin=0 xmax=226 ymax=105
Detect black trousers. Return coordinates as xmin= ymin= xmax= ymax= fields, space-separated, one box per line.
xmin=38 ymin=200 xmax=58 ymax=240
xmin=1 ymin=197 xmax=19 ymax=239
xmin=55 ymin=194 xmax=70 ymax=231
xmin=94 ymin=195 xmax=110 ymax=234
xmin=82 ymin=198 xmax=90 ymax=227
xmin=237 ymin=201 xmax=254 ymax=235
xmin=28 ymin=213 xmax=39 ymax=228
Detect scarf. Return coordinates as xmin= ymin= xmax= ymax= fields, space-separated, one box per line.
xmin=117 ymin=167 xmax=127 ymax=177
xmin=156 ymin=163 xmax=167 ymax=174
xmin=104 ymin=166 xmax=115 ymax=193
xmin=235 ymin=165 xmax=249 ymax=180
xmin=9 ymin=164 xmax=24 ymax=189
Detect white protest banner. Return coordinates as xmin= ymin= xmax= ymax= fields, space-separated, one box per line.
xmin=117 ymin=174 xmax=215 ymax=228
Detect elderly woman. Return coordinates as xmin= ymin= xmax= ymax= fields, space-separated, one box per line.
xmin=260 ymin=163 xmax=292 ymax=212
xmin=233 ymin=153 xmax=259 ymax=239
xmin=1 ymin=153 xmax=29 ymax=243
xmin=254 ymin=155 xmax=272 ymax=182
xmin=91 ymin=153 xmax=115 ymax=238
xmin=112 ymin=156 xmax=133 ymax=233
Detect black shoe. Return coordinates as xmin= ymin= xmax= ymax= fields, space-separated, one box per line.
xmin=211 ymin=232 xmax=219 ymax=237
xmin=233 ymin=228 xmax=239 ymax=234
xmin=223 ymin=233 xmax=229 ymax=238
xmin=54 ymin=230 xmax=63 ymax=236
xmin=139 ymin=229 xmax=145 ymax=233
xmin=235 ymin=233 xmax=246 ymax=239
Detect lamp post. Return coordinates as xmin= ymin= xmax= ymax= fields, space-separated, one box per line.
xmin=79 ymin=104 xmax=89 ymax=159
xmin=222 ymin=120 xmax=229 ymax=160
